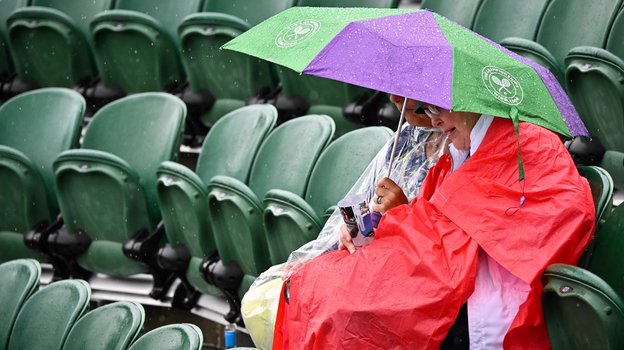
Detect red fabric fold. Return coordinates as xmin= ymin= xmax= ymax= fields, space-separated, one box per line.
xmin=274 ymin=118 xmax=594 ymax=349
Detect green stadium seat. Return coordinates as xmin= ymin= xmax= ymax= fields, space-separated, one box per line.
xmin=576 ymin=166 xmax=614 ymax=267
xmin=541 ymin=193 xmax=624 ymax=349
xmin=155 ymin=104 xmax=277 ymax=306
xmin=564 ymin=7 xmax=624 ymax=190
xmin=8 ymin=279 xmax=90 ymax=350
xmin=0 ymin=259 xmax=40 ymax=350
xmin=62 ymin=301 xmax=144 ymax=350
xmin=472 ymin=0 xmax=550 ymax=43
xmin=501 ymin=0 xmax=622 ymax=83
xmin=584 ymin=202 xmax=624 ymax=296
xmin=177 ymin=0 xmax=295 ymax=128
xmin=0 ymin=88 xmax=85 ymax=263
xmin=0 ymin=0 xmax=29 ymax=81
xmin=421 ymin=0 xmax=483 ymax=29
xmin=7 ymin=0 xmax=114 ymax=88
xmin=275 ymin=0 xmax=399 ymax=137
xmin=542 ymin=263 xmax=624 ymax=350
xmin=127 ymin=324 xmax=203 ymax=350
xmin=91 ymin=0 xmax=202 ymax=94
xmin=204 ymin=114 xmax=333 ymax=319
xmin=263 ymin=126 xmax=393 ymax=264
xmin=50 ymin=93 xmax=185 ymax=297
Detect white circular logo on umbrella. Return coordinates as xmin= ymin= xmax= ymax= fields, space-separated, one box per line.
xmin=482 ymin=66 xmax=524 ymax=105
xmin=275 ymin=19 xmax=321 ymax=48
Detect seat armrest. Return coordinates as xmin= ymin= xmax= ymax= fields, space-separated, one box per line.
xmin=264 ymin=189 xmax=323 ymax=231
xmin=157 ymin=160 xmax=209 ymax=197
xmin=208 ymin=175 xmax=263 ymax=209
xmin=566 ymin=46 xmax=624 ymax=71
xmin=179 ymin=12 xmax=250 ymax=32
xmin=8 ymin=6 xmax=76 ymax=28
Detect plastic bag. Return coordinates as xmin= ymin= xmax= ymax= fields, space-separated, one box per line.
xmin=241 ymin=125 xmax=446 ymax=349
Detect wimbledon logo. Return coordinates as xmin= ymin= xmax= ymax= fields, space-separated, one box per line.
xmin=275 ymin=19 xmax=321 ymax=48
xmin=482 ymin=66 xmax=524 ymax=105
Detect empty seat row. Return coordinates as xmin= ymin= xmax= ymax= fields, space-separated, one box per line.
xmin=0 ymin=258 xmax=203 ymax=350
xmin=0 ymin=0 xmax=401 ymax=139
xmin=0 ymin=88 xmax=391 ymax=323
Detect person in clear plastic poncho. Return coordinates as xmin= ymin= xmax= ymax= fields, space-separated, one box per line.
xmin=240 ymin=95 xmax=447 ymax=350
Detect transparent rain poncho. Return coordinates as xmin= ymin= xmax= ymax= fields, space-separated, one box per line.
xmin=240 ymin=125 xmax=446 ymax=349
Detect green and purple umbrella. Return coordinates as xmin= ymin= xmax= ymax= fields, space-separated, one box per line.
xmin=223 ymin=7 xmax=588 ymax=139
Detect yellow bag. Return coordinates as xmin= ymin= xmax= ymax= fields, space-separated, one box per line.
xmin=241 ymin=277 xmax=284 ymax=350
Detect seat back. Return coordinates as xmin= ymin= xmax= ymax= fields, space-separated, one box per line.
xmin=576 ymin=166 xmax=614 ymax=267
xmin=0 ymin=259 xmax=40 ymax=350
xmin=62 ymin=301 xmax=144 ymax=350
xmin=607 ymin=7 xmax=624 ymax=60
xmin=297 ymin=0 xmax=399 ymax=8
xmin=206 ymin=114 xmax=333 ymax=287
xmin=31 ymin=0 xmax=112 ymax=39
xmin=203 ymin=0 xmax=296 ymax=27
xmin=0 ymin=88 xmax=85 ymax=227
xmin=0 ymin=0 xmax=29 ymax=78
xmin=8 ymin=279 xmax=90 ymax=350
xmin=53 ymin=93 xmax=185 ymax=276
xmin=586 ymin=204 xmax=624 ymax=297
xmin=179 ymin=0 xmax=294 ymax=126
xmin=542 ymin=264 xmax=624 ymax=350
xmin=263 ymin=126 xmax=392 ymax=263
xmin=128 ymin=324 xmax=203 ymax=350
xmin=305 ymin=127 xmax=393 ymax=218
xmin=156 ymin=105 xmax=276 ymax=259
xmin=249 ymin=115 xmax=334 ymax=201
xmin=80 ymin=93 xmax=185 ymax=223
xmin=7 ymin=0 xmax=113 ymax=87
xmin=276 ymin=0 xmax=398 ymax=137
xmin=472 ymin=0 xmax=550 ymax=43
xmin=534 ymin=0 xmax=621 ymax=70
xmin=92 ymin=0 xmax=202 ymax=93
xmin=421 ymin=0 xmax=484 ymax=28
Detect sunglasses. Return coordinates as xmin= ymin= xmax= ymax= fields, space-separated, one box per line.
xmin=413 ymin=101 xmax=440 ymax=118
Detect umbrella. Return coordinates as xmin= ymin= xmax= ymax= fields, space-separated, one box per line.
xmin=222 ymin=7 xmax=588 ymax=179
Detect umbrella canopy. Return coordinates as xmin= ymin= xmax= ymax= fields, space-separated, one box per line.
xmin=223 ymin=7 xmax=588 ymax=138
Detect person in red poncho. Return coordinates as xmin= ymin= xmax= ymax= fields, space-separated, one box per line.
xmin=272 ymin=104 xmax=595 ymax=350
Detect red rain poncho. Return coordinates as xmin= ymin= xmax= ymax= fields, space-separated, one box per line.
xmin=273 ymin=118 xmax=595 ymax=349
